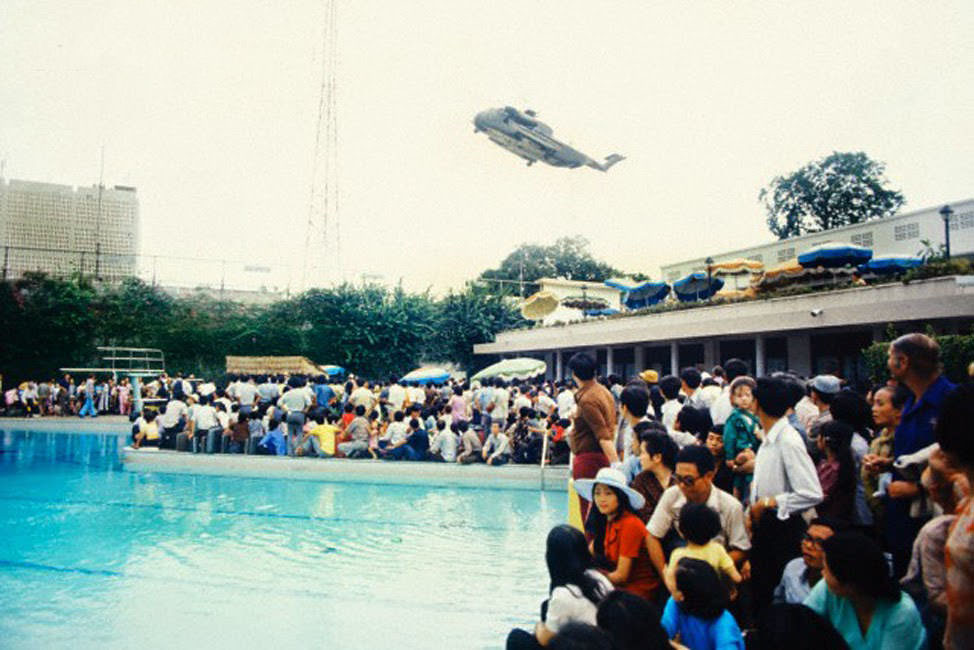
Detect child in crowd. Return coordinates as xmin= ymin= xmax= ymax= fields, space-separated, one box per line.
xmin=457 ymin=421 xmax=484 ymax=464
xmin=339 ymin=402 xmax=355 ymax=437
xmin=257 ymin=418 xmax=287 ymax=455
xmin=661 ymin=558 xmax=745 ymax=650
xmin=483 ymin=419 xmax=511 ymax=466
xmin=666 ymin=503 xmax=742 ymax=595
xmin=722 ymin=377 xmax=760 ymax=501
xmin=365 ymin=411 xmax=382 ymax=458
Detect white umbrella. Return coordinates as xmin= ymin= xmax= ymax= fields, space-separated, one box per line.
xmin=471 ymin=358 xmax=546 ymax=382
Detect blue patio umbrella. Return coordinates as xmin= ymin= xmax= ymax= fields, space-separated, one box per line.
xmin=858 ymin=255 xmax=924 ymax=275
xmin=583 ymin=307 xmax=620 ymax=317
xmin=603 ymin=279 xmax=671 ymax=309
xmin=320 ymin=365 xmax=345 ymax=377
xmin=797 ymin=242 xmax=873 ymax=268
xmin=672 ymin=272 xmax=724 ymax=302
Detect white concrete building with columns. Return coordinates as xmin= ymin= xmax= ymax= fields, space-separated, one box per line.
xmin=474 ymin=275 xmax=974 ymax=387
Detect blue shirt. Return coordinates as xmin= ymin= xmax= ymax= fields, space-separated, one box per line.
xmin=803 ymin=579 xmax=926 ymax=650
xmin=773 ymin=557 xmax=815 ymax=604
xmin=314 ymin=384 xmax=335 ymax=407
xmin=887 ymin=375 xmax=956 ymax=549
xmin=259 ymin=427 xmax=287 ymax=455
xmin=621 ymin=454 xmax=641 ymax=484
xmin=661 ymin=597 xmax=745 ymax=650
xmin=894 ymin=375 xmax=955 ymax=458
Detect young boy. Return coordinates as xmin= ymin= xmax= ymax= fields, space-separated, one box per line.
xmin=722 ymin=377 xmax=760 ymax=501
xmin=666 ymin=502 xmax=742 ymax=594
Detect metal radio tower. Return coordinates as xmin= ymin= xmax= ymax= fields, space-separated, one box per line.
xmin=302 ymin=0 xmax=341 ymax=290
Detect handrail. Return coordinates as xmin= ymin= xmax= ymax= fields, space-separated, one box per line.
xmin=540 ymin=430 xmax=550 ymax=490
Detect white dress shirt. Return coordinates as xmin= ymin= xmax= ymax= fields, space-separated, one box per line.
xmin=710 ymin=388 xmax=733 ymax=426
xmin=661 ymin=399 xmax=681 ymax=429
xmin=750 ymin=417 xmax=823 ymax=520
xmin=557 ymin=390 xmax=576 ymax=419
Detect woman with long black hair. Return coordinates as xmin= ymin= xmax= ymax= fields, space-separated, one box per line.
xmin=815 ymin=420 xmax=857 ymax=522
xmin=804 ymin=532 xmax=926 ymax=649
xmin=506 ymin=525 xmax=613 ymax=649
xmin=575 ymin=467 xmax=660 ymax=601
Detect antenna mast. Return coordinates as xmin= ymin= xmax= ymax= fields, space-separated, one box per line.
xmin=302 ymin=0 xmax=340 ymax=290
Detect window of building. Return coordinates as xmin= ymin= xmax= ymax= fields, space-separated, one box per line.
xmin=777 ymin=247 xmax=795 ymax=262
xmin=949 ymin=211 xmax=974 ymax=231
xmin=851 ymin=232 xmax=873 ymax=247
xmin=750 ymin=254 xmax=763 ymax=263
xmin=894 ymin=222 xmax=919 ymax=241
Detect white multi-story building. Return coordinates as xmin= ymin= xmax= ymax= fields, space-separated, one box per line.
xmin=0 ymin=178 xmax=140 ymax=282
xmin=660 ymin=198 xmax=974 ymax=281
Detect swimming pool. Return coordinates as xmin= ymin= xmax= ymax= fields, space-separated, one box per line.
xmin=0 ymin=427 xmax=566 ymax=649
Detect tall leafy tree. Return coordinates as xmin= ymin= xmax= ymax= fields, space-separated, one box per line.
xmin=433 ymin=284 xmax=526 ymax=373
xmin=760 ymin=151 xmax=904 ymax=240
xmin=0 ymin=275 xmax=526 ymax=382
xmin=479 ymin=235 xmax=622 ymax=295
xmin=0 ymin=273 xmax=98 ymax=381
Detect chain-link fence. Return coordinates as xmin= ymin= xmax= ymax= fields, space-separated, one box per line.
xmin=1 ymin=244 xmax=299 ymax=297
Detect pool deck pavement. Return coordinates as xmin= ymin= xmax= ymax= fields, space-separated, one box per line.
xmin=1 ymin=416 xmax=570 ymax=491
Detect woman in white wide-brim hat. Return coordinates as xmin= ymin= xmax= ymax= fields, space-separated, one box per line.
xmin=574 ymin=467 xmax=661 ymax=601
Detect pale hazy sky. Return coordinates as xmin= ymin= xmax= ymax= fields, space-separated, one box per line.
xmin=2 ymin=1 xmax=972 ymax=294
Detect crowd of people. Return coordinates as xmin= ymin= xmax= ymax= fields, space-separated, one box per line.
xmin=3 ymin=332 xmax=972 ymax=649
xmin=1 ymin=369 xmax=577 ymax=466
xmin=2 ymin=374 xmax=137 ymax=418
xmin=505 ymin=335 xmax=972 ymax=650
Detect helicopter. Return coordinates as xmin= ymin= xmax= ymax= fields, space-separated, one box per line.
xmin=473 ymin=106 xmax=625 ymax=172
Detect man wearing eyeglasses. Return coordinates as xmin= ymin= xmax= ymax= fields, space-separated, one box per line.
xmin=645 ymin=445 xmax=751 ymax=589
xmin=772 ymin=517 xmax=842 ymax=604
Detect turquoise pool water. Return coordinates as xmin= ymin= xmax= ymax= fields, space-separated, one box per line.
xmin=0 ymin=428 xmax=565 ymax=649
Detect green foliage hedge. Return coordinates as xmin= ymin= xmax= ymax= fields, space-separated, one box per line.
xmin=862 ymin=329 xmax=974 ymax=385
xmin=0 ymin=274 xmax=525 ymax=384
